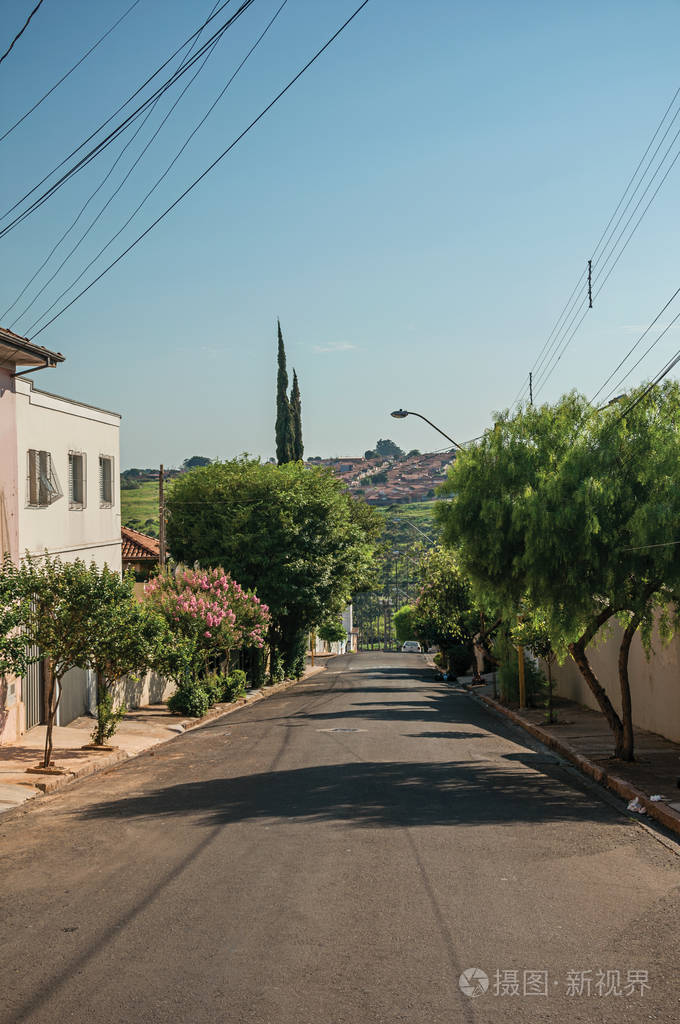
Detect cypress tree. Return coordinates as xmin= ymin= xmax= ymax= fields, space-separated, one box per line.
xmin=275 ymin=320 xmax=294 ymax=464
xmin=290 ymin=369 xmax=303 ymax=461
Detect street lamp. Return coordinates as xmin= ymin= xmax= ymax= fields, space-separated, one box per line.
xmin=390 ymin=409 xmax=464 ymax=451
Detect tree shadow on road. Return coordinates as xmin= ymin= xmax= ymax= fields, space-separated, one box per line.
xmin=81 ymin=757 xmax=626 ymax=831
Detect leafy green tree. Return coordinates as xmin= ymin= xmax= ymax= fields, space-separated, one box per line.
xmin=81 ymin=566 xmax=168 ymax=745
xmin=317 ymin=619 xmax=347 ymax=644
xmin=375 ymin=439 xmax=404 ymax=459
xmin=166 ymin=459 xmax=382 ymax=678
xmin=276 ymin=320 xmax=294 ymax=464
xmin=437 ymin=384 xmax=680 ymax=759
xmin=16 ymin=556 xmax=100 ymax=768
xmin=182 ymin=456 xmax=212 ymax=470
xmin=0 ymin=555 xmax=32 ymax=680
xmin=409 ymin=547 xmax=479 ymax=673
xmin=290 ymin=369 xmax=303 ymax=461
xmin=364 ymin=449 xmax=378 ymax=460
xmin=393 ymin=604 xmax=416 ymax=643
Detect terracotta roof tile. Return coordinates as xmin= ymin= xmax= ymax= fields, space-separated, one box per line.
xmin=121 ymin=526 xmax=160 ymax=562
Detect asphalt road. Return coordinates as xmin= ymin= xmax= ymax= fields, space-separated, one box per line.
xmin=1 ymin=652 xmax=679 ymax=1023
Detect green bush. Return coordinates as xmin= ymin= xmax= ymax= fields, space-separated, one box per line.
xmin=444 ymin=643 xmax=473 ymax=678
xmin=223 ymin=669 xmax=247 ymax=701
xmin=201 ymin=674 xmax=225 ymax=706
xmin=167 ymin=682 xmax=211 ymax=717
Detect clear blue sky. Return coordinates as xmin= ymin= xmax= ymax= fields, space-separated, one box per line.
xmin=3 ymin=0 xmax=680 ymax=467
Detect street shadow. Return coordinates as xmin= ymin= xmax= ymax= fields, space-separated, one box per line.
xmin=405 ymin=731 xmax=489 ymax=740
xmin=81 ymin=758 xmax=624 ymax=830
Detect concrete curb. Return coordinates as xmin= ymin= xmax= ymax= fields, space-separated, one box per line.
xmin=1 ymin=665 xmax=328 ymax=815
xmin=471 ymin=690 xmax=680 ymax=839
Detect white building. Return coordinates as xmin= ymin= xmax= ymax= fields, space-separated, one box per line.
xmin=0 ymin=327 xmax=122 ymax=742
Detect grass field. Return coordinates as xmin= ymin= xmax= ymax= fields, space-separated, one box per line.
xmin=121 ymin=480 xmax=161 ymax=534
xmin=121 ymin=480 xmax=439 ymax=542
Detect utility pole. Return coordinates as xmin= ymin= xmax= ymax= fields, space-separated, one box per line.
xmin=158 ymin=464 xmax=166 ymax=570
xmin=529 ymin=371 xmax=533 ymax=407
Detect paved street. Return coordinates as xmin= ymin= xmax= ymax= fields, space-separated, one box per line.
xmin=1 ymin=652 xmax=679 ymax=1023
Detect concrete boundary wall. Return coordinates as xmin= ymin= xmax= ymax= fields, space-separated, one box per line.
xmin=551 ymin=616 xmax=680 ymax=743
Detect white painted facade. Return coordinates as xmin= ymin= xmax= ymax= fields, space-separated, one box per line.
xmin=0 ymin=330 xmax=122 ymax=742
xmin=14 ymin=378 xmax=121 ymax=569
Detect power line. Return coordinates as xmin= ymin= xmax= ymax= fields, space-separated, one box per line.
xmin=8 ymin=0 xmax=226 ymax=331
xmin=24 ymin=0 xmax=289 ymax=336
xmin=590 ymin=284 xmax=680 ymax=405
xmin=0 ymin=0 xmax=46 ymax=67
xmin=0 ymin=0 xmax=143 ymax=145
xmin=534 ymin=122 xmax=680 ymax=401
xmin=601 ymin=307 xmax=680 ymax=404
xmin=515 ymin=85 xmax=680 ymax=407
xmin=612 ymin=348 xmax=680 ymax=424
xmin=31 ymin=0 xmax=374 ymax=339
xmin=0 ymin=0 xmax=244 ymax=232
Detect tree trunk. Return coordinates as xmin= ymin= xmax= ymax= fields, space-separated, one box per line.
xmin=617 ymin=613 xmax=642 ymax=761
xmin=568 ymin=606 xmax=625 ymax=756
xmin=95 ymin=672 xmax=105 ymax=746
xmin=546 ymin=654 xmax=554 ymax=724
xmin=42 ymin=659 xmax=62 ymax=768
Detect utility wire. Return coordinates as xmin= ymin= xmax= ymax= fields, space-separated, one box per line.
xmin=515 ymin=85 xmax=680 ymax=407
xmin=612 ymin=348 xmax=680 ymax=424
xmin=0 ymin=0 xmax=143 ymax=144
xmin=533 ymin=122 xmax=680 ymax=400
xmin=0 ymin=0 xmax=243 ymax=229
xmin=31 ymin=0 xmax=374 ymax=339
xmin=0 ymin=0 xmax=46 ymax=67
xmin=600 ymin=307 xmax=680 ymax=404
xmin=533 ymin=118 xmax=680 ymax=400
xmin=9 ymin=0 xmax=225 ymax=331
xmin=25 ymin=0 xmax=289 ymax=335
xmin=590 ymin=284 xmax=680 ymax=405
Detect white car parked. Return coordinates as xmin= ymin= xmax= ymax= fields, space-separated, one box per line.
xmin=401 ymin=640 xmax=422 ymax=653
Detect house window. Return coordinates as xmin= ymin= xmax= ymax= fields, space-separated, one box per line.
xmin=26 ymin=450 xmax=62 ymax=508
xmin=99 ymin=455 xmax=114 ymax=508
xmin=68 ymin=452 xmax=87 ymax=510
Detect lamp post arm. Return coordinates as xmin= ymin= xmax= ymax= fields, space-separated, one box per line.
xmin=402 ymin=411 xmax=464 ymax=451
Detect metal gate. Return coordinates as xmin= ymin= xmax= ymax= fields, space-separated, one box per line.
xmin=23 ymin=646 xmax=45 ymax=730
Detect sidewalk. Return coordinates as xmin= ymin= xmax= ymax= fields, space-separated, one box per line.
xmin=466 ymin=680 xmax=680 ymax=838
xmin=0 ymin=661 xmax=328 ymax=818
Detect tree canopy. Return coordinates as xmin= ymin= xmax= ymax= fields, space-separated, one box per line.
xmin=436 ymin=383 xmax=680 ymax=757
xmin=375 ymin=439 xmax=404 ymax=459
xmin=276 ymin=320 xmax=295 ymax=464
xmin=166 ymin=458 xmax=382 ymax=677
xmin=182 ymin=456 xmax=212 ymax=470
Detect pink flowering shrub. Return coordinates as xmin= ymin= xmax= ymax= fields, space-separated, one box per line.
xmin=145 ymin=567 xmax=270 ymax=679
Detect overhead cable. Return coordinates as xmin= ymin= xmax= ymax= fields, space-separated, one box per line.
xmin=0 ymin=0 xmax=245 ymax=231
xmin=25 ymin=0 xmax=289 ymax=335
xmin=0 ymin=0 xmax=143 ymax=144
xmin=31 ymin=0 xmax=374 ymax=339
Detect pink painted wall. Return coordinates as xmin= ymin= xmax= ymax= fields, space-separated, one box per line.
xmin=0 ymin=367 xmax=21 ymax=744
xmin=0 ymin=366 xmax=19 ymax=561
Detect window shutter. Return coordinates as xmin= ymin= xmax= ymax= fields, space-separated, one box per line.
xmin=82 ymin=454 xmax=87 ymax=509
xmin=99 ymin=457 xmax=105 ymax=504
xmin=68 ymin=454 xmax=74 ymax=504
xmin=28 ymin=450 xmax=37 ymax=506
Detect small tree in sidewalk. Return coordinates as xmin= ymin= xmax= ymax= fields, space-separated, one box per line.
xmin=16 ymin=556 xmax=95 ymax=769
xmin=81 ymin=565 xmax=169 ymax=746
